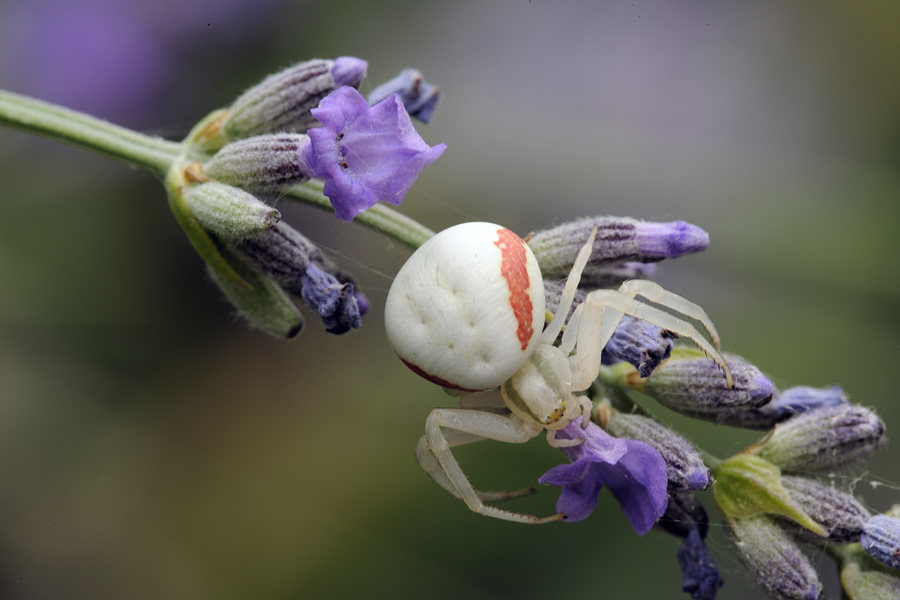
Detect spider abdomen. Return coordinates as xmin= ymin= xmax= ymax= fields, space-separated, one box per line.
xmin=385 ymin=222 xmax=545 ymax=391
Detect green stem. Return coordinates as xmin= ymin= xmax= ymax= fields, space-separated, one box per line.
xmin=0 ymin=89 xmax=181 ymax=172
xmin=287 ymin=182 xmax=435 ymax=250
xmin=0 ymin=89 xmax=435 ymax=250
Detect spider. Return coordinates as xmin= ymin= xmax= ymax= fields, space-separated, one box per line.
xmin=384 ymin=221 xmax=733 ymax=524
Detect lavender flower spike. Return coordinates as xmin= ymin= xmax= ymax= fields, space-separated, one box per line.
xmin=368 ymin=68 xmax=441 ymax=123
xmin=538 ymin=417 xmax=668 ymax=534
xmin=303 ymin=86 xmax=447 ymax=221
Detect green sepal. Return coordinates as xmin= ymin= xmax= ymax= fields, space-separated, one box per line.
xmin=165 ymin=165 xmax=303 ymax=339
xmin=206 ymin=243 xmax=304 ymax=339
xmin=841 ymin=561 xmax=900 ymax=600
xmin=183 ymin=108 xmax=230 ymax=155
xmin=713 ymin=453 xmax=826 ymax=536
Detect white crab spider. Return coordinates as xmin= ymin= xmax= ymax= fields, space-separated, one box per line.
xmin=384 ymin=222 xmax=733 ymax=524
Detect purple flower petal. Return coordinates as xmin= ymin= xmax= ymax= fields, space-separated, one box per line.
xmin=303 ymin=87 xmax=446 ymax=221
xmin=539 ymin=418 xmax=668 ymax=534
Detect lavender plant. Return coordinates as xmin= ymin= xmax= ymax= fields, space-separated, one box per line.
xmin=1 ymin=58 xmax=897 ymax=600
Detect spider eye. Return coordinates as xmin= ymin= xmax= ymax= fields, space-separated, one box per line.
xmin=385 ymin=222 xmax=545 ymax=391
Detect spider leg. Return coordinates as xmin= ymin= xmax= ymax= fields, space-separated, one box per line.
xmin=418 ymin=408 xmax=564 ymax=523
xmin=617 ymin=279 xmax=722 ymax=350
xmin=415 ymin=436 xmax=536 ymax=502
xmin=569 ymin=290 xmax=734 ymax=391
xmin=542 ymin=225 xmax=599 ymax=345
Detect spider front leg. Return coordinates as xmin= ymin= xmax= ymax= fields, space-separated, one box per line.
xmin=567 ymin=288 xmax=734 ymax=390
xmin=418 ymin=407 xmax=564 ymax=524
xmin=617 ymin=279 xmax=723 ymax=350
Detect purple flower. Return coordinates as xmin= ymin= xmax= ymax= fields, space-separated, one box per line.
xmin=538 ymin=417 xmax=668 ymax=534
xmin=302 ymin=86 xmax=446 ymax=221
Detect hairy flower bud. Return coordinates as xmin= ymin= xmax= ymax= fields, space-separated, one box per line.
xmin=203 ymin=134 xmax=312 ymax=193
xmin=727 ymin=515 xmax=822 ymax=600
xmin=605 ymin=411 xmax=709 ymax=491
xmin=367 ymin=68 xmax=440 ymax=123
xmin=527 ymin=217 xmax=708 ymax=281
xmin=223 ymin=57 xmax=368 ymax=140
xmin=635 ymin=348 xmax=773 ymax=422
xmin=752 ymin=405 xmax=885 ymax=473
xmin=184 ymin=181 xmax=280 ymax=239
xmin=861 ymin=515 xmax=900 ymax=570
xmin=778 ymin=476 xmax=870 ymax=544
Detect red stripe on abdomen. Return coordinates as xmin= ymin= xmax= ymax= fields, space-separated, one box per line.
xmin=493 ymin=228 xmax=534 ymax=351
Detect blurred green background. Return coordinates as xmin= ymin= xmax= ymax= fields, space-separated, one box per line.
xmin=1 ymin=1 xmax=899 ymax=599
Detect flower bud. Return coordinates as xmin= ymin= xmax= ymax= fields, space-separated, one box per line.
xmin=527 ymin=216 xmax=708 ymax=281
xmin=727 ymin=515 xmax=822 ymax=600
xmin=234 ymin=222 xmax=367 ymax=334
xmin=841 ymin=562 xmax=900 ymax=600
xmin=223 ymin=57 xmax=368 ymax=140
xmin=605 ymin=411 xmax=709 ymax=491
xmin=635 ymin=348 xmax=774 ymax=423
xmin=778 ymin=476 xmax=870 ymax=544
xmin=861 ymin=515 xmax=900 ymax=571
xmin=601 ymin=316 xmax=676 ymax=378
xmin=752 ymin=405 xmax=885 ymax=473
xmin=367 ymin=68 xmax=440 ymax=123
xmin=184 ymin=181 xmax=280 ymax=240
xmin=202 ymin=134 xmax=312 ymax=193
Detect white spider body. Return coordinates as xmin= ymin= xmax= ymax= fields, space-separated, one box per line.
xmin=385 ymin=222 xmax=545 ymax=392
xmin=385 ymin=221 xmax=733 ymax=524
